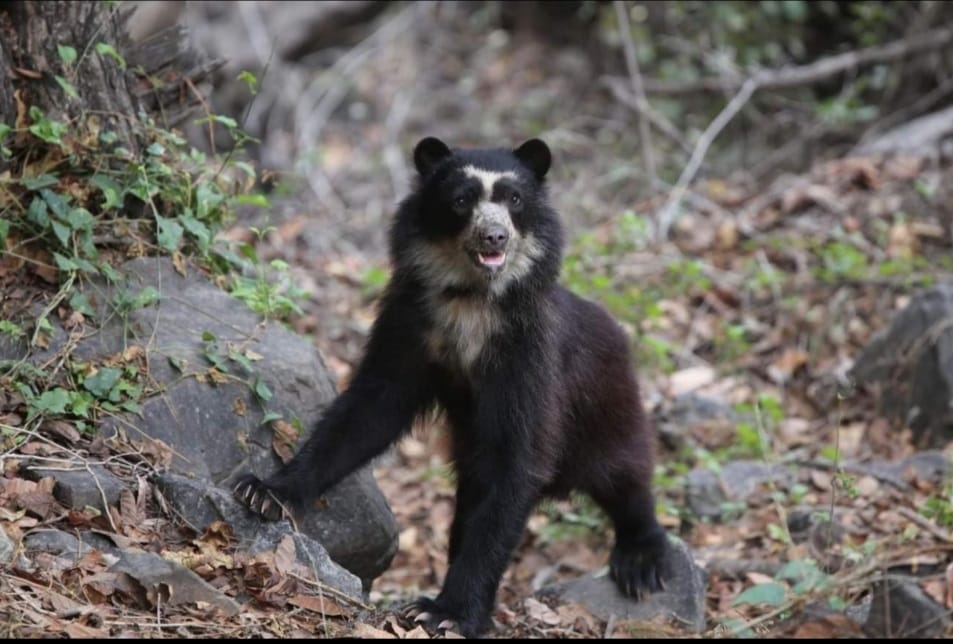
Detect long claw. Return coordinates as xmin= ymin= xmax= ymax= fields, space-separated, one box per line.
xmin=438 ymin=619 xmax=456 ymax=631
xmin=414 ymin=611 xmax=432 ymax=624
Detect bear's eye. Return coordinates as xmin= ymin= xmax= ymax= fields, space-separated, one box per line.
xmin=510 ymin=192 xmax=522 ymax=207
xmin=453 ymin=196 xmax=468 ymax=210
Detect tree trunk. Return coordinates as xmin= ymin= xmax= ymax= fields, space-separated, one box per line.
xmin=0 ymin=2 xmax=143 ymax=156
xmin=0 ymin=2 xmax=221 ymax=172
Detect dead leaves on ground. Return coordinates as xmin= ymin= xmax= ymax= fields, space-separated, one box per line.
xmin=0 ymin=449 xmax=362 ymax=639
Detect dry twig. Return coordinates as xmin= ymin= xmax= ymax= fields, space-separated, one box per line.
xmin=656 ymin=78 xmax=758 ymax=240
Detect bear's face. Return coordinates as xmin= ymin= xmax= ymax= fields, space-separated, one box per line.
xmin=405 ymin=138 xmax=554 ymax=297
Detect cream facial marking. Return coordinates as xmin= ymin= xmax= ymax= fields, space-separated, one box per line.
xmin=462 ymin=167 xmax=520 ymax=272
xmin=490 ymin=233 xmax=544 ymax=297
xmin=463 ymin=166 xmax=517 ymax=197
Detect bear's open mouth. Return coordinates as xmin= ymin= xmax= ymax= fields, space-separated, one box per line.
xmin=477 ymin=251 xmax=507 ymax=268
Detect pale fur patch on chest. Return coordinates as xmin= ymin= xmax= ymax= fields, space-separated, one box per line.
xmin=425 ymin=295 xmax=501 ymax=370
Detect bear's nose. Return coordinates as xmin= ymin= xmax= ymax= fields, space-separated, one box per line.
xmin=483 ymin=226 xmax=509 ymax=248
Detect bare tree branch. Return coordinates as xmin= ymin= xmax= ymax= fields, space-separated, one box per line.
xmin=614 ymin=1 xmax=657 ymax=185
xmin=602 ymin=76 xmax=693 ymax=156
xmin=656 ymin=78 xmax=759 ymax=240
xmin=614 ymin=26 xmax=953 ymax=96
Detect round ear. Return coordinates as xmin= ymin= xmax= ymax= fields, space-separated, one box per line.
xmin=513 ymin=139 xmax=551 ymax=180
xmin=413 ymin=137 xmax=452 ymax=176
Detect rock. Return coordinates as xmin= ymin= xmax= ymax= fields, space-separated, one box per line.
xmin=155 ymin=471 xmax=363 ymax=600
xmin=109 ymin=550 xmax=241 ymax=617
xmin=797 ymin=599 xmax=870 ymax=636
xmin=23 ymin=529 xmax=94 ymax=562
xmin=684 ymin=469 xmax=724 ymax=520
xmin=863 ymin=575 xmax=950 ymax=638
xmin=244 ymin=524 xmax=364 ymax=601
xmin=852 ymin=450 xmax=951 ymax=490
xmin=853 ymin=105 xmax=953 ymax=157
xmin=654 ymin=393 xmax=741 ymax=452
xmin=21 ymin=464 xmax=125 ymax=512
xmin=75 ymin=531 xmax=123 ymax=557
xmin=851 ymin=283 xmax=953 ymax=447
xmin=2 ymin=257 xmax=398 ymax=584
xmin=685 ymin=461 xmax=794 ymax=521
xmin=20 ymin=529 xmax=104 ymax=572
xmin=538 ymin=536 xmax=706 ymax=633
xmin=0 ymin=527 xmax=14 ymax=564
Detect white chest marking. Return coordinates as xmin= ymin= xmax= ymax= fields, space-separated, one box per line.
xmin=426 ymin=296 xmax=501 ymax=370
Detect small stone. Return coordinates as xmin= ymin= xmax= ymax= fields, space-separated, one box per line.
xmin=686 ymin=461 xmax=794 ymax=521
xmin=538 ymin=536 xmax=706 ymax=633
xmin=22 ymin=464 xmax=125 ymax=512
xmin=23 ymin=529 xmax=93 ymax=562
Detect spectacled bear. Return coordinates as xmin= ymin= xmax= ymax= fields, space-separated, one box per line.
xmin=234 ymin=137 xmax=668 ymax=637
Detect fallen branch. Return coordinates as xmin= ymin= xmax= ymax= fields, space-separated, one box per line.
xmin=613 ymin=26 xmax=953 ymax=96
xmin=706 ymin=558 xmax=783 ymax=579
xmin=896 ymin=506 xmax=953 ymax=543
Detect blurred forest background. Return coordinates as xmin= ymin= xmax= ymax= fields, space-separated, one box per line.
xmin=126 ymin=0 xmax=953 ymax=380
xmin=2 ymin=0 xmax=953 ymax=638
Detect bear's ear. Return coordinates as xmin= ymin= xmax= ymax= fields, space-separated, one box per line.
xmin=514 ymin=139 xmax=551 ymax=180
xmin=413 ymin=137 xmax=453 ymax=176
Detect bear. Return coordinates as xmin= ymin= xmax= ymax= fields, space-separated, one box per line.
xmin=234 ymin=136 xmax=668 ymax=637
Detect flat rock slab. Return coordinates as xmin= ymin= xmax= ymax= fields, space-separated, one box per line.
xmin=539 ymin=536 xmax=706 ymax=633
xmin=110 ymin=549 xmax=241 ymax=617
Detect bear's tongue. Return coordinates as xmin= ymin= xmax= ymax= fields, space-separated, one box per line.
xmin=478 ymin=251 xmax=506 ymax=267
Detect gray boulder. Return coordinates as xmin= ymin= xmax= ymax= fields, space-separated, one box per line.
xmin=155 ymin=471 xmax=362 ymax=599
xmin=851 ymin=283 xmax=953 ymax=446
xmin=538 ymin=536 xmax=707 ymax=633
xmin=1 ymin=257 xmax=398 ymax=584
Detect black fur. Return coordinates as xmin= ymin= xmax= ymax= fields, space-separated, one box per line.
xmin=234 ymin=137 xmax=668 ymax=637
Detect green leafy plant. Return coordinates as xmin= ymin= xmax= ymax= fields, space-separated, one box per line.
xmin=818 ymin=241 xmax=868 ymax=283
xmin=227 ymin=230 xmax=306 ymax=320
xmin=533 ymin=495 xmax=608 ymax=544
xmin=199 ymin=330 xmax=273 ymax=407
